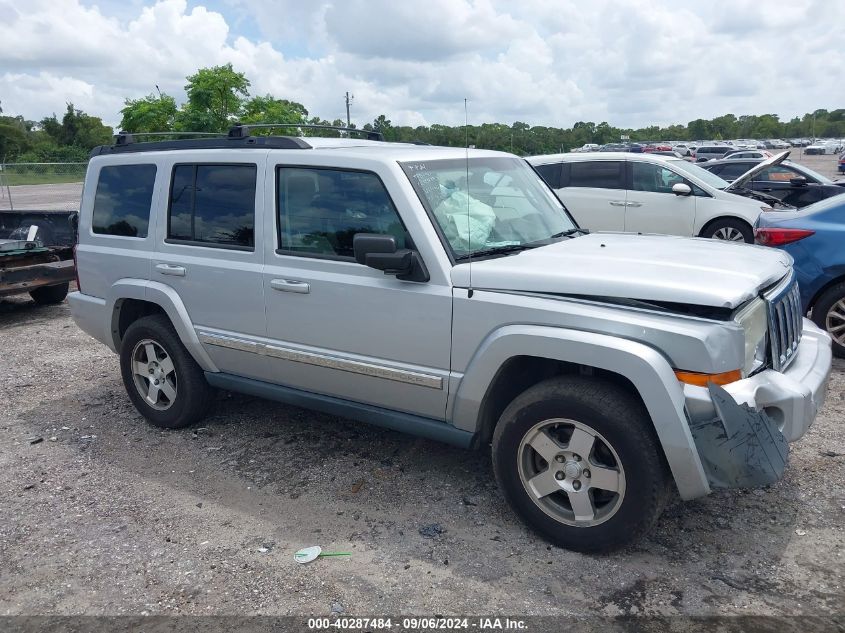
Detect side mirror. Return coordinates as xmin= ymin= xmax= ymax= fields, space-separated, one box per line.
xmin=353 ymin=233 xmax=429 ymax=282
xmin=672 ymin=183 xmax=692 ymax=196
xmin=789 ymin=177 xmax=808 ymax=187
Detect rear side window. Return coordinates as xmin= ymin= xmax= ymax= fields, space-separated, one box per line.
xmin=568 ymin=161 xmax=624 ymax=189
xmin=92 ymin=164 xmax=156 ymax=238
xmin=534 ymin=163 xmax=563 ymax=189
xmin=277 ymin=167 xmax=407 ymax=259
xmin=168 ymin=164 xmax=256 ymax=248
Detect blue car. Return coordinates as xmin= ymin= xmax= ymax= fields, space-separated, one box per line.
xmin=755 ymin=194 xmax=845 ymax=357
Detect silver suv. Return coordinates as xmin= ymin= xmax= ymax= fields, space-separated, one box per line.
xmin=69 ymin=127 xmax=832 ymax=552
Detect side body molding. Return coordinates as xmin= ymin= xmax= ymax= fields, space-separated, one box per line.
xmin=451 ymin=325 xmax=710 ymax=500
xmin=105 ymin=279 xmax=218 ymax=372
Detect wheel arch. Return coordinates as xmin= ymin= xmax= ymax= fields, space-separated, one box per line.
xmin=106 ymin=280 xmax=218 ymax=372
xmin=451 ymin=325 xmax=710 ymax=500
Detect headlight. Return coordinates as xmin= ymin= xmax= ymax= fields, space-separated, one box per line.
xmin=735 ymin=297 xmax=768 ymax=376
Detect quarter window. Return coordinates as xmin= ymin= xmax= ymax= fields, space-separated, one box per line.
xmin=92 ymin=164 xmax=156 ymax=237
xmin=568 ymin=161 xmax=624 ymax=189
xmin=168 ymin=164 xmax=256 ymax=248
xmin=277 ymin=167 xmax=407 ymax=258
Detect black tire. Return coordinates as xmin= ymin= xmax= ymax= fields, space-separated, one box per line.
xmin=811 ymin=282 xmax=845 ymax=358
xmin=29 ymin=282 xmax=69 ymax=305
xmin=700 ymin=218 xmax=753 ymax=244
xmin=492 ymin=376 xmax=671 ymax=553
xmin=119 ymin=314 xmax=214 ymax=429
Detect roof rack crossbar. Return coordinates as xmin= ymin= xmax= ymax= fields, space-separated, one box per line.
xmin=228 ymin=123 xmax=384 ymax=142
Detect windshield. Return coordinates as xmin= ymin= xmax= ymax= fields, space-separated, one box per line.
xmin=400 ymin=157 xmax=576 ymax=259
xmin=666 ymin=159 xmax=731 ymax=189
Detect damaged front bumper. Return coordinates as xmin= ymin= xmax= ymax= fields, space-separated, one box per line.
xmin=683 ymin=318 xmax=832 ymax=489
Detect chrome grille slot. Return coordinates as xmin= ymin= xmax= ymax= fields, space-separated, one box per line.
xmin=766 ymin=277 xmax=802 ymax=372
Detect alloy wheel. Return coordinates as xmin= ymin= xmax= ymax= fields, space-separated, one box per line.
xmin=712 ymin=227 xmax=745 ymax=241
xmin=517 ymin=419 xmax=626 ymax=527
xmin=131 ymin=338 xmax=178 ymax=410
xmin=825 ymin=299 xmax=845 ymax=345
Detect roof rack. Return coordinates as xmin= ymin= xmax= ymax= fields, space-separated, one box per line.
xmin=90 ymin=124 xmax=385 ymax=156
xmin=227 ymin=123 xmax=384 ymax=142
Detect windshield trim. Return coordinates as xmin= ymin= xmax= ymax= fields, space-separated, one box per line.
xmin=399 ymin=156 xmax=579 ymax=265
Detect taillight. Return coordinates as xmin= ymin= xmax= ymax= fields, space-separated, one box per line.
xmin=754 ymin=227 xmax=815 ymax=246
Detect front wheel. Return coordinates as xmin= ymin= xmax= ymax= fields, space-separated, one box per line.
xmin=491 ymin=376 xmax=671 ymax=553
xmin=811 ymin=282 xmax=845 ymax=358
xmin=700 ymin=218 xmax=753 ymax=243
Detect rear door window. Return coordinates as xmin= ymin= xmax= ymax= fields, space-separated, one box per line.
xmin=568 ymin=161 xmax=624 ymax=189
xmin=712 ymin=162 xmax=753 ymax=181
xmin=167 ymin=164 xmax=256 ymax=249
xmin=92 ymin=164 xmax=157 ymax=238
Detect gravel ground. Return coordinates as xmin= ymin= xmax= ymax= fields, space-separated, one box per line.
xmin=0 ymin=296 xmax=843 ymax=618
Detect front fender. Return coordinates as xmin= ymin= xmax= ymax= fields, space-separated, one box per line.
xmin=451 ymin=325 xmax=710 ymax=500
xmin=105 ymin=279 xmax=218 ymax=372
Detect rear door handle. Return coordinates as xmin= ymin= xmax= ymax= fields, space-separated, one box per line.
xmin=271 ymin=278 xmax=310 ymax=294
xmin=155 ymin=263 xmax=186 ymax=277
xmin=609 ymin=200 xmax=627 ymax=207
xmin=626 ymin=201 xmax=642 ymax=207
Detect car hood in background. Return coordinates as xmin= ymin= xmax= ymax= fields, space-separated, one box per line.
xmin=451 ymin=233 xmax=792 ymax=310
xmin=725 ymin=151 xmax=789 ymax=191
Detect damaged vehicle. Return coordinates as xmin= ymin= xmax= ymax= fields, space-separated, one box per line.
xmin=69 ymin=127 xmax=832 ymax=552
xmin=0 ymin=211 xmax=77 ymax=304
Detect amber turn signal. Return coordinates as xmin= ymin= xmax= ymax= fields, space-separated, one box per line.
xmin=674 ymin=369 xmax=742 ymax=387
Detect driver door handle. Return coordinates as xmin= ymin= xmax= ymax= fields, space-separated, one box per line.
xmin=609 ymin=200 xmax=627 ymax=207
xmin=626 ymin=201 xmax=642 ymax=207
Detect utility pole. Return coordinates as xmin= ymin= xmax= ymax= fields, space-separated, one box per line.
xmin=345 ymin=92 xmax=353 ymax=127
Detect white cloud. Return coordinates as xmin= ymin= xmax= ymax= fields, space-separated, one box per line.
xmin=0 ymin=0 xmax=842 ymax=131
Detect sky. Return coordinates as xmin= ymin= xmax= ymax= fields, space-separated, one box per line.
xmin=1 ymin=0 xmax=843 ymax=130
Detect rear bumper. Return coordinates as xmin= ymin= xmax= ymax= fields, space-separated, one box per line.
xmin=0 ymin=259 xmax=75 ymax=297
xmin=685 ymin=318 xmax=832 ymax=443
xmin=68 ymin=291 xmax=114 ymax=352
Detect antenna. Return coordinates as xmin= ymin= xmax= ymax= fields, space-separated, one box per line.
xmin=465 ymin=98 xmax=473 ymax=298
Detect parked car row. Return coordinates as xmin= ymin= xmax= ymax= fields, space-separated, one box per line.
xmin=575 ymin=139 xmax=845 ymax=161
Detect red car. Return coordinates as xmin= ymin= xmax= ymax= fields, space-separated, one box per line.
xmin=642 ymin=143 xmax=672 ymax=153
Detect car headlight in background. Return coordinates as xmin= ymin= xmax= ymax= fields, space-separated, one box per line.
xmin=735 ymin=296 xmax=769 ymax=377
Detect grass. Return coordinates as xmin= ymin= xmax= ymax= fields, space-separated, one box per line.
xmin=1 ymin=173 xmax=85 ymax=186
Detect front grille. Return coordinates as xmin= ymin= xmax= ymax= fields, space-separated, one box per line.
xmin=767 ymin=277 xmax=803 ymax=371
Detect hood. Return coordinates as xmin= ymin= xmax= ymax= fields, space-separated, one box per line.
xmin=451 ymin=233 xmax=792 ymax=310
xmin=725 ymin=150 xmax=789 ymax=191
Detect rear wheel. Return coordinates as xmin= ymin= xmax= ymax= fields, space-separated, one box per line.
xmin=491 ymin=376 xmax=671 ymax=553
xmin=700 ymin=218 xmax=753 ymax=243
xmin=120 ymin=314 xmax=214 ymax=428
xmin=29 ymin=282 xmax=69 ymax=305
xmin=811 ymin=282 xmax=845 ymax=358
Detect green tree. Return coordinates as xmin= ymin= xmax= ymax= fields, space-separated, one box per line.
xmin=239 ymin=95 xmax=308 ymax=134
xmin=40 ymin=104 xmax=112 ymax=150
xmin=177 ymin=63 xmax=251 ymax=132
xmin=119 ymin=93 xmax=178 ymax=132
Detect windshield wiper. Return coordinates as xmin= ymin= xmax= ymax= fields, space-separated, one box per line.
xmin=549 ymin=227 xmax=589 ymax=238
xmin=454 ymin=244 xmax=535 ymax=261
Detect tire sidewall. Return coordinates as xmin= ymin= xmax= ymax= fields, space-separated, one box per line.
xmin=119 ymin=318 xmax=198 ymax=429
xmin=493 ymin=384 xmax=666 ymax=552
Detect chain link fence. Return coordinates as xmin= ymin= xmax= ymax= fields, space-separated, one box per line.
xmin=0 ymin=162 xmax=87 ymax=211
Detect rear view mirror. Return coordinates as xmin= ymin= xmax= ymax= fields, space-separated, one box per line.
xmin=789 ymin=177 xmax=808 ymax=187
xmin=353 ymin=233 xmax=429 ymax=282
xmin=672 ymin=183 xmax=692 ymax=196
